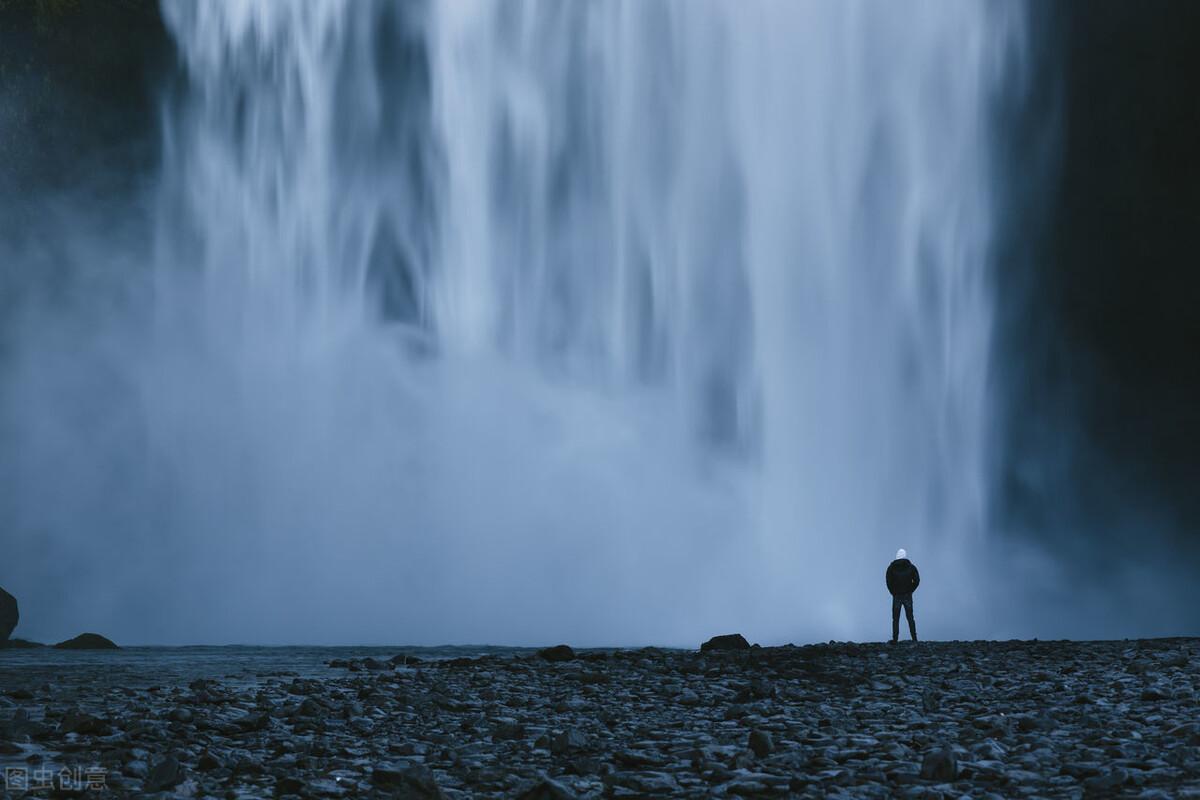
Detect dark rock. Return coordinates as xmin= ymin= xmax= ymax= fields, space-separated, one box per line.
xmin=296 ymin=697 xmax=322 ymax=716
xmin=233 ymin=755 xmax=266 ymax=776
xmin=1161 ymin=651 xmax=1189 ymax=668
xmin=0 ymin=709 xmax=46 ymax=741
xmin=196 ymin=751 xmax=223 ymax=771
xmin=920 ymin=748 xmax=958 ymax=781
xmin=492 ymin=719 xmax=526 ymax=741
xmin=724 ymin=704 xmax=749 ymax=720
xmin=372 ymin=764 xmax=447 ymax=798
xmin=701 ymin=634 xmax=750 ymax=652
xmin=53 ymin=633 xmax=118 ymax=650
xmin=1083 ymin=768 xmax=1128 ymax=794
xmin=564 ymin=756 xmax=602 ymax=776
xmin=971 ymin=738 xmax=1007 ymax=761
xmin=605 ymin=771 xmax=679 ymax=793
xmin=237 ymin=711 xmax=270 ymax=732
xmin=1016 ymin=713 xmax=1052 ymax=732
xmin=577 ymin=670 xmax=609 ymax=685
xmin=276 ymin=775 xmax=304 ymax=795
xmin=167 ymin=707 xmax=194 ymax=723
xmin=58 ymin=711 xmax=110 ymax=736
xmin=748 ymin=729 xmax=775 ymax=758
xmin=390 ymin=653 xmax=424 ymax=666
xmin=0 ymin=638 xmax=44 ymax=649
xmin=0 ymin=586 xmax=17 ymax=642
xmin=538 ymin=644 xmax=576 ymax=662
xmin=1126 ymin=659 xmax=1153 ymax=675
xmin=515 ymin=777 xmax=577 ymax=800
xmin=1165 ymin=722 xmax=1200 ymax=744
xmin=144 ymin=755 xmax=184 ymax=793
xmin=550 ymin=728 xmax=589 ymax=755
xmin=614 ymin=749 xmax=670 ymax=768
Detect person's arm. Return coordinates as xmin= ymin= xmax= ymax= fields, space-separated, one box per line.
xmin=911 ymin=565 xmax=920 ymax=592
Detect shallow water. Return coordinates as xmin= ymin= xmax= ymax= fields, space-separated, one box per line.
xmin=0 ymin=645 xmax=529 ymax=689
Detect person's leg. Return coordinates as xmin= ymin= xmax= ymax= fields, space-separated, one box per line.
xmin=904 ymin=594 xmax=917 ymax=641
xmin=891 ymin=596 xmax=901 ymax=642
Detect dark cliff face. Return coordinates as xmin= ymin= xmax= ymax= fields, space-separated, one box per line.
xmin=0 ymin=0 xmax=171 ymax=199
xmin=0 ymin=0 xmax=171 ymax=347
xmin=993 ymin=2 xmax=1200 ymax=554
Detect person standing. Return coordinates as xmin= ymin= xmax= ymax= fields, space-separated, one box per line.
xmin=886 ymin=548 xmax=919 ymax=643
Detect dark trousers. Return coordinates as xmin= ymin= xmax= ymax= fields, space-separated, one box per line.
xmin=892 ymin=593 xmax=917 ymax=641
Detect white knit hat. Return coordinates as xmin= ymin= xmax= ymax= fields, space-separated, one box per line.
xmin=895 ymin=548 xmax=907 ymax=560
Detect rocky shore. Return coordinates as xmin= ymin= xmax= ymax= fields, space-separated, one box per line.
xmin=1 ymin=638 xmax=1198 ymax=798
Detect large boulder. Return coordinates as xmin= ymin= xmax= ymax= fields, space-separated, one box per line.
xmin=54 ymin=633 xmax=119 ymax=650
xmin=537 ymin=644 xmax=576 ymax=662
xmin=0 ymin=586 xmax=17 ymax=642
xmin=701 ymin=633 xmax=750 ymax=652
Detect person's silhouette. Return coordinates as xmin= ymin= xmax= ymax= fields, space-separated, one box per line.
xmin=886 ymin=548 xmax=919 ymax=642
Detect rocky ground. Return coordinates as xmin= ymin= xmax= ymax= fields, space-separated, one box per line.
xmin=1 ymin=638 xmax=1198 ymax=798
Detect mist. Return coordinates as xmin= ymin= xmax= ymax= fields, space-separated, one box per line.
xmin=1 ymin=0 xmax=1196 ymax=647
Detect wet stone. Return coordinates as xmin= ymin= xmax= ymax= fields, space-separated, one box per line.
xmin=514 ymin=777 xmax=578 ymax=799
xmin=167 ymin=706 xmax=194 ymax=723
xmin=748 ymin=729 xmax=775 ymax=758
xmin=920 ymin=747 xmax=958 ymax=781
xmin=550 ymin=728 xmax=589 ymax=754
xmin=144 ymin=755 xmax=184 ymax=792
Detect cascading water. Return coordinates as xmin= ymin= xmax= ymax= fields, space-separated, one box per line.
xmin=1 ymin=1 xmax=1022 ymax=644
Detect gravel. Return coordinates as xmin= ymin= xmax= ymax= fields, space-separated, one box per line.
xmin=1 ymin=638 xmax=1197 ymax=797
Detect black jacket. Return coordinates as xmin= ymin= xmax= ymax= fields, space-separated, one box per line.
xmin=886 ymin=558 xmax=920 ymax=596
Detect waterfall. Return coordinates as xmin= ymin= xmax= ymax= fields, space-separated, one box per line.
xmin=1 ymin=1 xmax=1022 ymax=644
